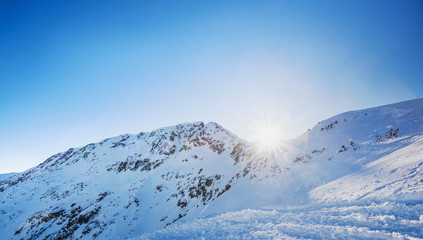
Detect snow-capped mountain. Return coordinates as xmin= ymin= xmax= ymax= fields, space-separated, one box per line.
xmin=1 ymin=98 xmax=423 ymax=239
xmin=0 ymin=173 xmax=16 ymax=182
xmin=202 ymin=98 xmax=423 ymax=214
xmin=0 ymin=122 xmax=251 ymax=239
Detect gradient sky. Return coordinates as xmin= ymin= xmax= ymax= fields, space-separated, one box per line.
xmin=1 ymin=0 xmax=422 ymax=173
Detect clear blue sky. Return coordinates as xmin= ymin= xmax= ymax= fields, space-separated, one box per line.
xmin=1 ymin=0 xmax=422 ymax=173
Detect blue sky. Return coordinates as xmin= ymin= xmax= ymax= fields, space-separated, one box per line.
xmin=1 ymin=0 xmax=422 ymax=173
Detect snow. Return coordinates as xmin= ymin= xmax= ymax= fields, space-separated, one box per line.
xmin=138 ymin=201 xmax=423 ymax=240
xmin=0 ymin=173 xmax=16 ymax=182
xmin=0 ymin=121 xmax=247 ymax=239
xmin=311 ymin=136 xmax=423 ymax=202
xmin=1 ymin=97 xmax=423 ymax=239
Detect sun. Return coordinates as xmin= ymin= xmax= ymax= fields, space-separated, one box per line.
xmin=253 ymin=121 xmax=283 ymax=153
xmin=249 ymin=117 xmax=294 ymax=172
xmin=258 ymin=127 xmax=280 ymax=147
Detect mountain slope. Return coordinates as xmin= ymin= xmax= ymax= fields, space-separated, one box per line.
xmin=0 ymin=122 xmax=253 ymax=239
xmin=1 ymin=97 xmax=423 ymax=239
xmin=137 ymin=97 xmax=423 ymax=239
xmin=201 ymin=98 xmax=423 ymax=214
xmin=0 ymin=173 xmax=16 ymax=182
xmin=311 ymin=135 xmax=423 ymax=202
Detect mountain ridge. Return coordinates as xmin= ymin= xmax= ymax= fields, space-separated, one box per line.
xmin=1 ymin=97 xmax=423 ymax=239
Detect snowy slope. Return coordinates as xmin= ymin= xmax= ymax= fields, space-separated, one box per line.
xmin=201 ymin=98 xmax=423 ymax=215
xmin=1 ymin=97 xmax=423 ymax=239
xmin=0 ymin=173 xmax=16 ymax=182
xmin=311 ymin=136 xmax=423 ymax=202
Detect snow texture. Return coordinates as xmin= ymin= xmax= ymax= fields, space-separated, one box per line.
xmin=139 ymin=201 xmax=423 ymax=240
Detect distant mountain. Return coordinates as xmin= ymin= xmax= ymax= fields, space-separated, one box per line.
xmin=1 ymin=98 xmax=423 ymax=239
xmin=0 ymin=173 xmax=16 ymax=182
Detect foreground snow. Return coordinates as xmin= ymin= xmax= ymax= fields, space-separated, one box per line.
xmin=139 ymin=201 xmax=423 ymax=240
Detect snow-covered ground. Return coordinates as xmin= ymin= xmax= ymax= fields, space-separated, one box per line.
xmin=139 ymin=201 xmax=423 ymax=240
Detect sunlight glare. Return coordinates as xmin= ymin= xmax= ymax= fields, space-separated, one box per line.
xmin=258 ymin=127 xmax=280 ymax=149
xmin=254 ymin=121 xmax=283 ymax=153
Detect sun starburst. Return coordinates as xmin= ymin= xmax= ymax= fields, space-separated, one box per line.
xmin=252 ymin=119 xmax=284 ymax=154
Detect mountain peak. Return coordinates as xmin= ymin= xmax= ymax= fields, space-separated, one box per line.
xmin=2 ymin=98 xmax=423 ymax=239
